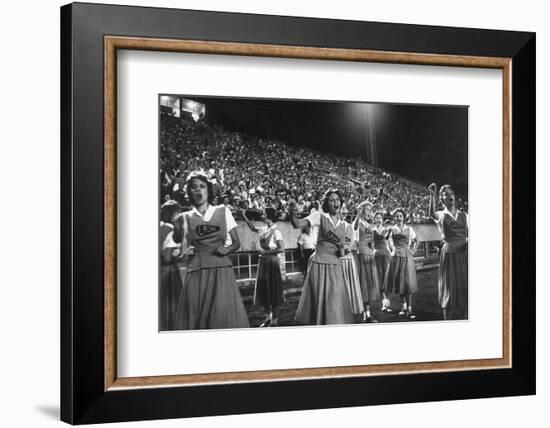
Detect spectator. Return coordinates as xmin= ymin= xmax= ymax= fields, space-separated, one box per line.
xmin=159 ymin=112 xmax=466 ymax=223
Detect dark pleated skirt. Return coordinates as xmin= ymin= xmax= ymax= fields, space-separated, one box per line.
xmin=175 ymin=266 xmax=250 ymax=330
xmin=357 ymin=254 xmax=381 ymax=302
xmin=295 ymin=262 xmax=354 ymax=325
xmin=159 ymin=264 xmax=184 ymax=331
xmin=374 ymin=254 xmax=391 ymax=292
xmin=438 ymin=251 xmax=468 ymax=310
xmin=254 ymin=255 xmax=285 ymax=309
xmin=387 ymin=255 xmax=418 ymax=295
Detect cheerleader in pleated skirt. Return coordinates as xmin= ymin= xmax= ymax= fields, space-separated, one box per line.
xmin=373 ymin=211 xmax=392 ymax=312
xmin=242 ymin=208 xmax=285 ymax=327
xmin=340 ymin=222 xmax=364 ymax=316
xmin=353 ymin=201 xmax=380 ymax=322
xmin=428 ymin=183 xmax=468 ymax=320
xmin=289 ymin=189 xmax=354 ymax=325
xmin=387 ymin=209 xmax=419 ymax=319
xmin=175 ymin=172 xmax=249 ymax=330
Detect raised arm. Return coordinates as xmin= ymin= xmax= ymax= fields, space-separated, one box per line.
xmin=240 ymin=209 xmax=260 ymax=233
xmin=352 ymin=201 xmax=367 ymax=231
xmin=352 ymin=210 xmax=361 ymax=231
xmin=428 ymin=182 xmax=438 ymax=221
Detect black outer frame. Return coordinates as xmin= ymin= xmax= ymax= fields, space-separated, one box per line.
xmin=60 ymin=2 xmax=535 ymax=424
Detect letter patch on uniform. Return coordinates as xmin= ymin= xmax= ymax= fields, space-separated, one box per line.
xmin=196 ymin=224 xmax=220 ymax=237
xmin=325 ymin=231 xmax=341 ymax=244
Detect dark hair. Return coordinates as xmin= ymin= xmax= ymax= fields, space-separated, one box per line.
xmin=265 ymin=207 xmax=278 ymax=223
xmin=186 ymin=171 xmax=215 ymax=205
xmin=321 ymin=188 xmax=342 ymax=213
xmin=392 ymin=208 xmax=407 ymax=220
xmin=160 ymin=200 xmax=181 ymax=223
xmin=373 ymin=211 xmax=385 ymax=220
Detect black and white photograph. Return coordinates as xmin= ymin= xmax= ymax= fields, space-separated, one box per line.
xmin=158 ymin=95 xmax=469 ymax=331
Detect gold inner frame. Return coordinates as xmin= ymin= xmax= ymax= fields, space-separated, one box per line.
xmin=104 ymin=35 xmax=512 ymax=391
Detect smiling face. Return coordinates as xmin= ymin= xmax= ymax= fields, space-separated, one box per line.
xmin=326 ymin=192 xmax=341 ymax=215
xmin=440 ymin=187 xmax=456 ymax=208
xmin=374 ymin=212 xmax=383 ymax=226
xmin=394 ymin=211 xmax=404 ymax=225
xmin=189 ymin=178 xmax=209 ymax=206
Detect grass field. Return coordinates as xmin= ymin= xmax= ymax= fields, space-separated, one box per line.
xmin=242 ymin=268 xmax=448 ymax=327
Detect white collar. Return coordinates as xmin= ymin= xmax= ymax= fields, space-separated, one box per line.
xmin=321 ymin=211 xmax=343 ymax=227
xmin=395 ymin=224 xmax=407 ymax=232
xmin=442 ymin=206 xmax=461 ymax=221
xmin=189 ymin=204 xmax=217 ymax=222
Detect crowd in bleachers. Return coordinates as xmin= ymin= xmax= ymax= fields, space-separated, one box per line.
xmin=160 ymin=113 xmax=467 ymax=223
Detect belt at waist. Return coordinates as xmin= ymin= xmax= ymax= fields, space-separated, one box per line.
xmin=187 ymin=254 xmax=232 ymax=271
xmin=442 ymin=240 xmax=468 ymax=253
xmin=393 ymin=247 xmax=412 ymax=257
xmin=311 ymin=250 xmax=341 ymax=265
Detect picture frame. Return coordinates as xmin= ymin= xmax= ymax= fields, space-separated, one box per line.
xmin=60 ymin=2 xmax=535 ymax=424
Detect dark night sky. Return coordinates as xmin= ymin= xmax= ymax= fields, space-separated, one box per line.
xmin=185 ymin=96 xmax=468 ymax=197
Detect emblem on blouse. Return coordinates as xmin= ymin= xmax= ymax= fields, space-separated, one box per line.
xmin=196 ymin=224 xmax=220 ymax=237
xmin=325 ymin=231 xmax=341 ymax=244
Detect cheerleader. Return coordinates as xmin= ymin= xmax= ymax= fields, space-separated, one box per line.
xmin=428 ymin=183 xmax=468 ymax=320
xmin=288 ymin=189 xmax=354 ymax=325
xmin=340 ymin=221 xmax=365 ymax=317
xmin=175 ymin=171 xmax=250 ymax=330
xmin=241 ymin=208 xmax=285 ymax=327
xmin=353 ymin=201 xmax=380 ymax=322
xmin=386 ymin=209 xmax=419 ymax=319
xmin=159 ymin=200 xmax=185 ymax=330
xmin=373 ymin=211 xmax=393 ymax=312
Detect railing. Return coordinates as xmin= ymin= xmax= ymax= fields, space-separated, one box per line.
xmin=229 ymin=242 xmax=441 ymax=283
xmin=176 ymin=243 xmax=441 ymax=287
xmin=229 ymin=249 xmax=303 ymax=283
